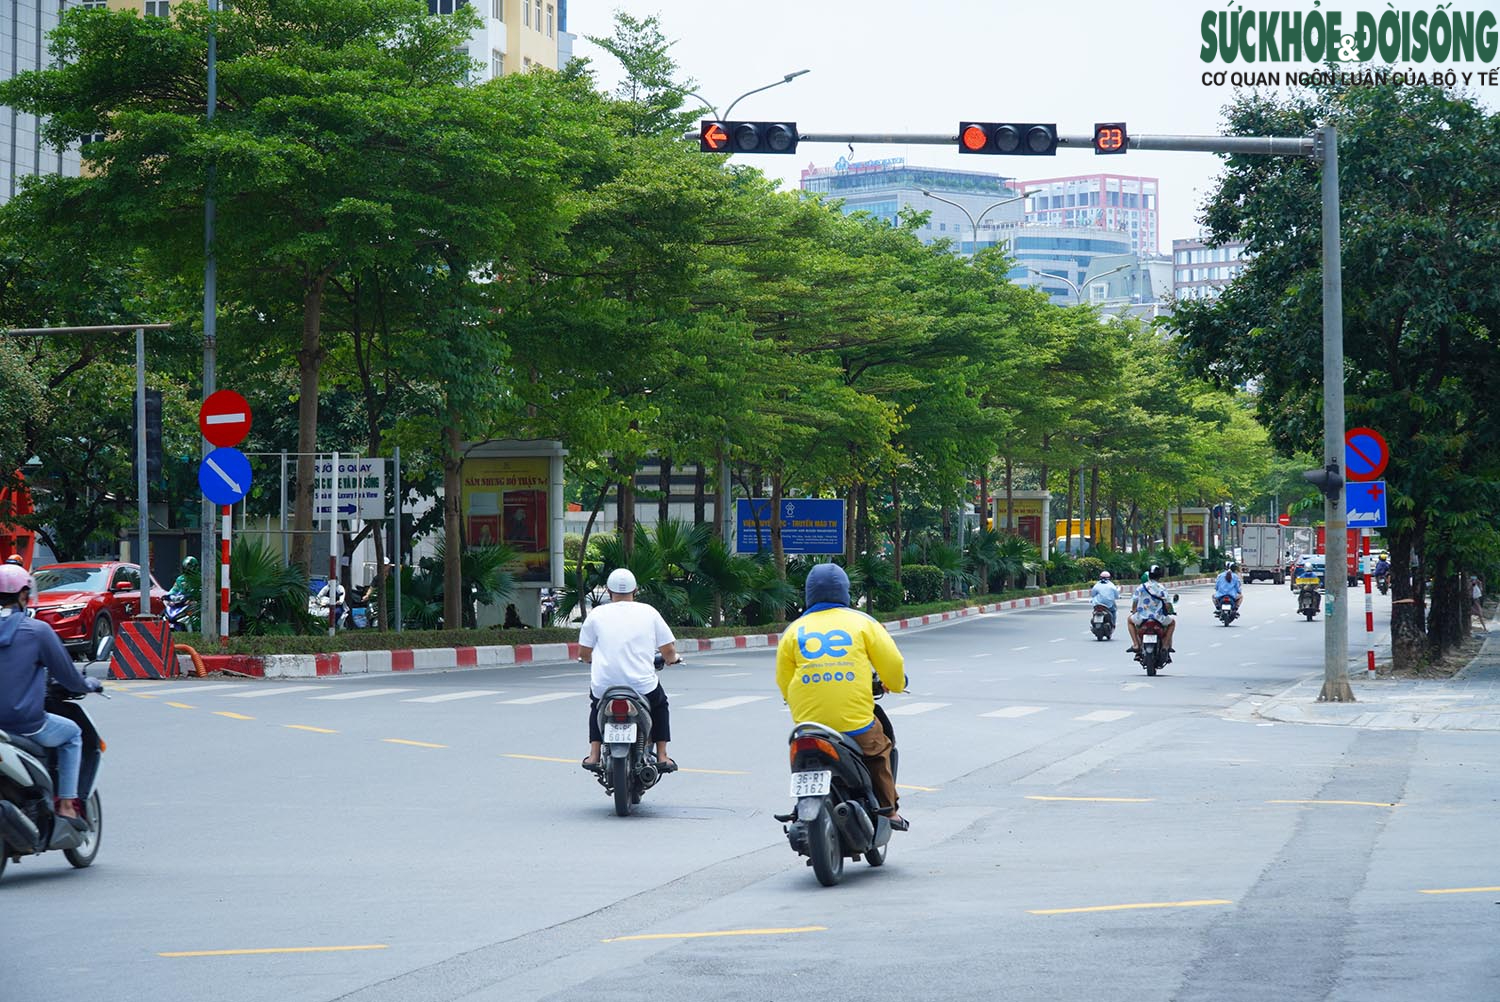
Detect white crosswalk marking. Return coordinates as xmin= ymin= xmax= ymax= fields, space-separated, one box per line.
xmin=1075 ymin=709 xmax=1133 ymax=722
xmin=713 ymin=672 xmax=752 ymax=678
xmin=683 ymin=696 xmax=769 ymax=710
xmin=883 ymin=701 xmax=949 ymax=716
xmin=309 ymin=688 xmax=415 ymax=701
xmin=402 ymin=690 xmax=506 ymax=704
xmin=226 ymin=686 xmax=328 ymax=698
xmin=128 ymin=683 xmax=248 ymax=695
xmin=982 ymin=705 xmax=1047 ymax=718
xmin=500 ymin=692 xmax=580 ymax=705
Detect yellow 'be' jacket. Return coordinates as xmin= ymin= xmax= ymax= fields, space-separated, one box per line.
xmin=775 ymin=606 xmax=906 ymax=734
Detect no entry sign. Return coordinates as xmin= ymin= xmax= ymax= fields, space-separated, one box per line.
xmin=199 ymin=390 xmax=252 ymax=448
xmin=1344 ymin=427 xmax=1389 ymax=482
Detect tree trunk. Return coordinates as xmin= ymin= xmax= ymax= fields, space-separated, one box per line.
xmin=769 ymin=472 xmax=786 ymax=578
xmin=1087 ymin=465 xmax=1099 ymax=550
xmin=693 ymin=463 xmax=706 ymax=526
xmin=891 ymin=476 xmax=904 ymax=589
xmin=576 ymin=482 xmax=607 ymax=616
xmin=845 ymin=485 xmax=857 ymax=561
xmin=1004 ymin=456 xmax=1015 ymax=537
xmin=290 ymin=275 xmax=330 ymax=574
xmin=1063 ymin=468 xmax=1076 ymax=554
xmin=941 ymin=506 xmax=952 ymax=545
xmin=618 ymin=471 xmax=636 ymax=558
xmin=441 ymin=423 xmax=463 ymax=630
xmin=1037 ymin=440 xmax=1050 ymax=586
xmin=856 ymin=483 xmax=869 ymax=555
xmin=657 ymin=456 xmax=671 ymax=526
xmin=978 ymin=464 xmax=989 ymax=535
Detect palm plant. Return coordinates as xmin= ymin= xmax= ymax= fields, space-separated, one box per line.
xmin=925 ymin=541 xmax=974 ymax=598
xmin=848 ymin=551 xmax=897 ymax=613
xmin=225 ymin=538 xmax=316 ymax=635
xmin=426 ymin=540 xmax=520 ymax=628
xmin=994 ymin=535 xmax=1042 ymax=592
xmin=739 ymin=554 xmax=801 ymax=625
xmin=965 ymin=527 xmax=1005 ymax=587
xmin=394 ymin=564 xmax=444 ymax=630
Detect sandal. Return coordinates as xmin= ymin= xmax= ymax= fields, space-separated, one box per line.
xmin=889 ymin=816 xmax=911 ymax=832
xmin=656 ymin=758 xmax=679 ymax=774
xmin=580 ymin=758 xmax=603 ymax=773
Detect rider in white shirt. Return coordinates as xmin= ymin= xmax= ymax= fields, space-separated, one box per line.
xmin=1089 ymin=571 xmax=1120 ymax=627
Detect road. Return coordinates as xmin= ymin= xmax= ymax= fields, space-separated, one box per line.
xmin=5 ymin=581 xmax=1496 ymax=1001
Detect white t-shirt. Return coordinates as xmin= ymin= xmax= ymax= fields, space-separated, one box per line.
xmin=578 ymin=599 xmax=675 ymax=698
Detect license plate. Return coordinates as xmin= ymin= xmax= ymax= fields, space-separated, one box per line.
xmin=1143 ymin=635 xmax=1158 ymax=645
xmin=603 ymin=723 xmax=636 ymax=743
xmin=789 ymin=770 xmax=831 ymax=797
xmin=1092 ymin=614 xmax=1105 ymax=624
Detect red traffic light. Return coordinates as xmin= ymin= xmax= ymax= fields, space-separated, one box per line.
xmin=699 ymin=120 xmax=798 ymax=154
xmin=1093 ymin=122 xmax=1128 ymax=154
xmin=958 ymin=122 xmax=1057 ymax=156
xmin=700 ymin=121 xmax=729 ymax=152
xmin=961 ymin=125 xmax=988 ymax=151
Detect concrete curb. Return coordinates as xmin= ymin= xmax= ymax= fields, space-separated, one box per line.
xmin=194 ymin=577 xmax=1214 ymax=679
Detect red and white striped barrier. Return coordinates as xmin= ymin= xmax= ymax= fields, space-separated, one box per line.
xmin=220 ymin=505 xmax=231 ymax=650
xmin=195 ymin=578 xmax=1214 ymax=678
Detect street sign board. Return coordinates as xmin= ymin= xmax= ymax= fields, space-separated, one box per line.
xmin=736 ymin=498 xmax=845 ymax=555
xmin=198 ymin=447 xmax=252 ymax=506
xmin=312 ymin=456 xmax=386 ymax=521
xmin=1344 ymin=426 xmax=1389 ymax=482
xmin=1346 ymin=479 xmax=1388 ymax=529
xmin=198 ymin=390 xmax=252 ymax=448
xmin=1277 ymin=513 xmax=1291 ymax=526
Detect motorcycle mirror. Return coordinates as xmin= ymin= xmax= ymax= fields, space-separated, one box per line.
xmin=1172 ymin=594 xmax=1181 ymax=603
xmin=95 ymin=634 xmax=115 ymax=664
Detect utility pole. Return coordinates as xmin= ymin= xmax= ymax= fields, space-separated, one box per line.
xmin=200 ymin=0 xmax=220 ymax=643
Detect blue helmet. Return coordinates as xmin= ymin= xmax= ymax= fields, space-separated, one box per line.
xmin=804 ymin=563 xmax=851 ymax=607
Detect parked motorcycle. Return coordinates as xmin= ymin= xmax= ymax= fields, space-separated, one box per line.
xmin=777 ymin=675 xmax=902 ymax=887
xmin=591 ymin=653 xmax=680 ymax=817
xmin=1295 ymin=573 xmax=1322 ymax=621
xmin=1215 ymin=595 xmax=1239 ymax=627
xmin=1090 ymin=603 xmax=1115 ymax=641
xmin=0 ymin=637 xmax=110 ymax=883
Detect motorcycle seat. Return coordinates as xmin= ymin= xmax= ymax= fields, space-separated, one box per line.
xmin=0 ymin=729 xmax=49 ymax=759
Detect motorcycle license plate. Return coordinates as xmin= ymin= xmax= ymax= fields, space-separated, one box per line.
xmin=1092 ymin=614 xmax=1105 ymax=624
xmin=789 ymin=770 xmax=831 ymax=797
xmin=1143 ymin=635 xmax=1158 ymax=645
xmin=603 ymin=723 xmax=636 ymax=743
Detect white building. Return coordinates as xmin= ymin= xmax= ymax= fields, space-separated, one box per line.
xmin=2 ymin=0 xmax=84 ymax=204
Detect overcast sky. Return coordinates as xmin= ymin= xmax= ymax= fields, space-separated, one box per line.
xmin=572 ymin=0 xmax=1500 ymax=249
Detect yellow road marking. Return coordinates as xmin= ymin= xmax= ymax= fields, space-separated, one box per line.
xmin=166 ymin=702 xmax=195 ymax=709
xmin=1419 ymin=886 xmax=1500 ymax=895
xmin=129 ymin=692 xmax=158 ymax=699
xmin=285 ymin=725 xmax=338 ymax=734
xmin=214 ymin=711 xmax=254 ymax=720
xmin=897 ymin=783 xmax=940 ymax=792
xmin=159 ymin=944 xmax=388 ymax=958
xmin=603 ymin=926 xmax=826 ymax=944
xmin=1029 ymin=899 xmax=1232 ymax=916
xmin=1267 ymin=800 xmax=1402 ymax=808
xmin=383 ymin=738 xmax=446 ymax=749
xmin=504 ymin=754 xmax=577 ymax=764
xmin=1026 ymin=795 xmax=1154 ymax=803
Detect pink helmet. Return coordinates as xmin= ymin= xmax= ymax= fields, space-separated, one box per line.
xmin=0 ymin=563 xmax=33 ymax=594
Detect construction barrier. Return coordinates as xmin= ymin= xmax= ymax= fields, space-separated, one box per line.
xmin=108 ymin=618 xmax=174 ymax=680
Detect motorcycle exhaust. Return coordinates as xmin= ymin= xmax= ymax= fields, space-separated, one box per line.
xmin=0 ymin=800 xmax=41 ymax=854
xmin=832 ymin=800 xmax=875 ymax=847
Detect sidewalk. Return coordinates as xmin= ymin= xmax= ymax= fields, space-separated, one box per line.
xmin=1246 ymin=633 xmax=1500 ymax=731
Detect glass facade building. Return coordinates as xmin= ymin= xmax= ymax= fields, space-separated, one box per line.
xmin=1172 ymin=237 xmax=1249 ymax=301
xmin=1020 ymin=173 xmax=1160 ymax=257
xmin=2 ymin=0 xmax=83 ymax=204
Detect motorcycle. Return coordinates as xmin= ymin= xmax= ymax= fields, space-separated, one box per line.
xmin=1215 ymin=595 xmax=1239 ymax=626
xmin=777 ymin=675 xmax=901 ymax=887
xmin=0 ymin=637 xmax=110 ymax=883
xmin=164 ymin=590 xmax=199 ymax=632
xmin=1376 ymin=573 xmax=1390 ymax=596
xmin=1295 ymin=574 xmax=1322 ymax=621
xmin=591 ymin=653 xmax=680 ymax=817
xmin=1090 ymin=603 xmax=1115 ymax=641
xmin=1132 ymin=595 xmax=1178 ymax=677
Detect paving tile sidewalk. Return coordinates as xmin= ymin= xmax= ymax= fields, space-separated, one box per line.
xmin=1246 ymin=633 xmax=1500 ymax=731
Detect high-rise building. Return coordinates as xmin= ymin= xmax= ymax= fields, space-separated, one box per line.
xmin=1020 ymin=173 xmax=1160 ymax=257
xmin=2 ymin=0 xmax=87 ymax=204
xmin=799 ymin=157 xmax=1026 ymax=255
xmin=1172 ymin=236 xmax=1249 ymax=301
xmin=998 ymin=224 xmax=1134 ymax=305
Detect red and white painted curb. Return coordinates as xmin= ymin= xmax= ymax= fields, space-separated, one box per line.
xmin=195 ymin=579 xmax=1212 ymax=679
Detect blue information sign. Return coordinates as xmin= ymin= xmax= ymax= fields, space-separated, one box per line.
xmin=736 ymin=498 xmax=845 ymax=555
xmin=198 ymin=447 xmax=252 ymax=506
xmin=1346 ymin=479 xmax=1388 ymax=529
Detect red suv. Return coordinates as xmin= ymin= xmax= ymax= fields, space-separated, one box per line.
xmin=29 ymin=562 xmax=167 ymax=658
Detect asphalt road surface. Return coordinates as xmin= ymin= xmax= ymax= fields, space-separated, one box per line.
xmin=5 ymin=582 xmax=1496 ymax=1001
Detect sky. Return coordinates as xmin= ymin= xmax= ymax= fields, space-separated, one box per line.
xmin=571 ymin=0 xmax=1500 ymax=251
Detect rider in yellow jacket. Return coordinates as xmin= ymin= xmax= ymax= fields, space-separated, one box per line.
xmin=776 ymin=563 xmax=909 ymax=830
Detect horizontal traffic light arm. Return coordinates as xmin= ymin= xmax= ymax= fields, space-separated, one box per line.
xmin=686 ymin=129 xmax=1317 ymax=157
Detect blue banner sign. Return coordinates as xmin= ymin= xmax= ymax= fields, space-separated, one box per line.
xmin=736 ymin=498 xmax=846 ymax=555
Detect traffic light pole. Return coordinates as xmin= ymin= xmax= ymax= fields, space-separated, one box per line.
xmin=717 ymin=125 xmax=1348 ymax=699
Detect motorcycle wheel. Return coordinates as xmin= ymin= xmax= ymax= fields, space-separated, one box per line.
xmin=1146 ymin=655 xmax=1158 ymax=677
xmin=0 ymin=850 xmax=7 ymax=881
xmin=64 ymin=790 xmax=102 ymax=868
xmin=865 ymin=828 xmax=886 ymax=868
xmin=1303 ymin=610 xmax=1316 ymax=621
xmin=610 ymin=758 xmax=632 ymax=817
xmin=808 ymin=806 xmax=843 ymax=887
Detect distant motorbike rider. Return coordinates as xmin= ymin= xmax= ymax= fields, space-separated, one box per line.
xmin=578 ymin=568 xmax=679 ymax=774
xmin=1373 ymin=552 xmax=1390 ymax=585
xmin=1089 ymin=571 xmax=1120 ymax=627
xmin=0 ymin=564 xmax=102 ymax=823
xmin=169 ymin=555 xmax=199 ymax=598
xmin=1127 ymin=564 xmax=1177 ymax=656
xmin=1213 ymin=563 xmax=1244 ymax=614
xmin=776 ymin=563 xmax=909 ymax=831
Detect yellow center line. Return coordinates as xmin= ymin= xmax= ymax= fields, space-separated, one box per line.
xmin=1029 ymin=899 xmax=1232 ymax=916
xmin=897 ymin=783 xmax=941 ymax=792
xmin=159 ymin=944 xmax=388 ymax=958
xmin=504 ymin=754 xmax=577 ymax=764
xmin=1267 ymin=800 xmax=1402 ymax=808
xmin=1026 ymin=795 xmax=1154 ymax=803
xmin=285 ymin=725 xmax=338 ymax=734
xmin=603 ymin=926 xmax=826 ymax=944
xmin=383 ymin=738 xmax=447 ymax=749
xmin=214 ymin=711 xmax=255 ymax=720
xmin=1419 ymin=886 xmax=1500 ymax=895
xmin=166 ymin=702 xmax=195 ymax=709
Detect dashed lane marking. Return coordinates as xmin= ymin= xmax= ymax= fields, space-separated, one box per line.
xmin=309 ymin=688 xmax=415 ymax=701
xmin=896 ymin=783 xmax=940 ymax=792
xmin=539 ymin=672 xmax=588 ymax=679
xmin=166 ymin=702 xmax=194 ymax=709
xmin=1028 ymin=899 xmax=1231 ymax=916
xmin=1074 ymin=710 xmax=1132 ymax=722
xmin=883 ymin=701 xmax=949 ymax=716
xmin=160 ymin=945 xmax=388 ymax=958
xmin=684 ymin=696 xmax=769 ymax=710
xmin=383 ymin=738 xmax=447 ymax=749
xmin=982 ymin=706 xmax=1047 ymax=718
xmin=213 ymin=712 xmax=254 ymax=720
xmin=1026 ymin=795 xmax=1154 ymax=803
xmin=503 ymin=754 xmax=575 ymax=764
xmin=714 ymin=672 xmax=752 ymax=678
xmin=402 ymin=690 xmax=506 ymax=703
xmin=285 ymin=725 xmax=338 ymax=734
xmin=134 ymin=683 xmax=249 ymax=696
xmin=226 ymin=686 xmax=329 ymax=699
xmin=1267 ymin=799 xmax=1402 ymax=808
xmin=500 ymin=692 xmax=581 ymax=705
xmin=1010 ymin=646 xmax=1030 ymax=652
xmin=1418 ymin=886 xmax=1500 ymax=895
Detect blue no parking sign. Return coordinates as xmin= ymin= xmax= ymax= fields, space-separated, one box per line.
xmin=1345 ymin=427 xmax=1389 ymax=482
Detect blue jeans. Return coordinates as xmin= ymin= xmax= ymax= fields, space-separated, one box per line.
xmin=23 ymin=713 xmax=82 ymax=800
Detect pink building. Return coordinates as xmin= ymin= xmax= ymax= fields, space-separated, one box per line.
xmin=1020 ymin=173 xmax=1160 ymax=257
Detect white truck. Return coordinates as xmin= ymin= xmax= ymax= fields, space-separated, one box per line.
xmin=1239 ymin=523 xmax=1288 ymax=585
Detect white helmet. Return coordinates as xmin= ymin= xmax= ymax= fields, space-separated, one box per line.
xmin=606 ymin=568 xmax=637 ymax=594
xmin=0 ymin=563 xmax=33 ymax=594
xmin=1099 ymin=571 xmax=1111 ymax=580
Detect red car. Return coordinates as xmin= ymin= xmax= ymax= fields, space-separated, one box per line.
xmin=29 ymin=562 xmax=167 ymax=657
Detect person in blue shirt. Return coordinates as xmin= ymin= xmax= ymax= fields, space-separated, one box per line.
xmin=1213 ymin=562 xmax=1244 ymax=614
xmin=1089 ymin=571 xmax=1120 ymax=627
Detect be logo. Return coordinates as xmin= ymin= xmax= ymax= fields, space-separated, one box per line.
xmin=797 ymin=626 xmax=853 ymax=660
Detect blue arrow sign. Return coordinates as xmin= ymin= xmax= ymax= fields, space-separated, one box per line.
xmin=198 ymin=447 xmax=252 ymax=506
xmin=1346 ymin=479 xmax=1388 ymax=529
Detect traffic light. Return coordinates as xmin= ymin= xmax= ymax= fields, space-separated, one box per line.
xmin=1303 ymin=463 xmax=1344 ymax=500
xmin=132 ymin=389 xmax=163 ymax=486
xmin=958 ymin=122 xmax=1057 ymax=156
xmin=1228 ymin=504 xmax=1238 ymax=527
xmin=1093 ymin=122 xmax=1128 ymax=154
xmin=699 ymin=120 xmax=799 ymax=154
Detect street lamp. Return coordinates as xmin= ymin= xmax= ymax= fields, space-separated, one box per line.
xmin=921 ymin=189 xmax=1035 ymax=257
xmin=674 ymin=69 xmax=811 ymax=122
xmin=1024 ymin=262 xmax=1132 ymax=305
